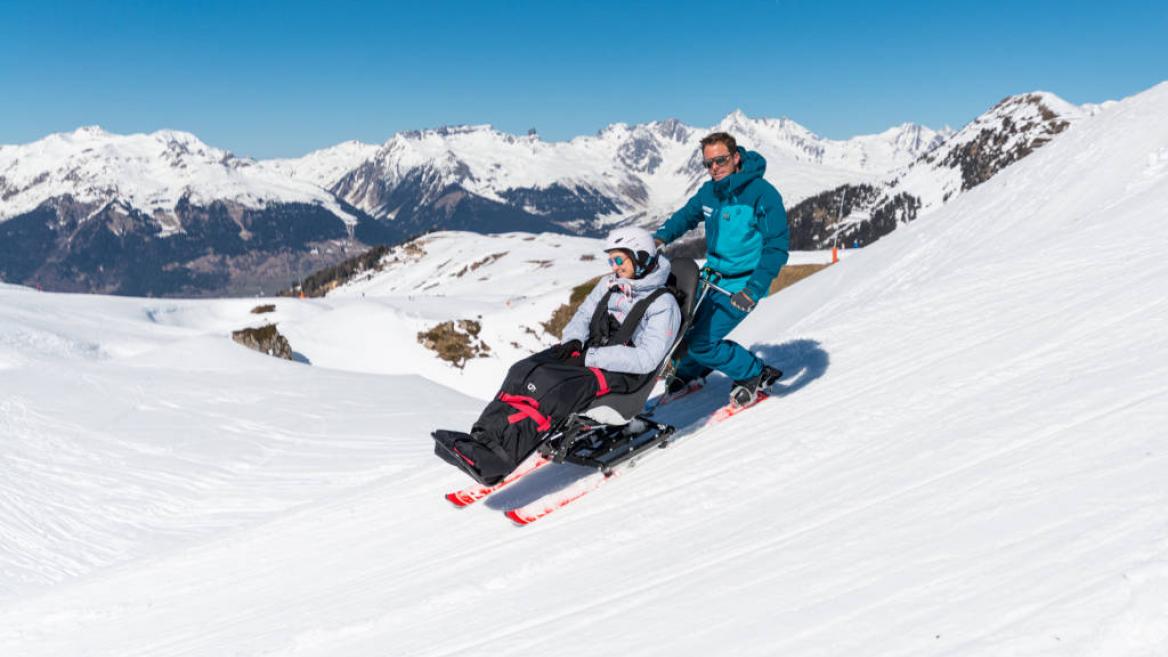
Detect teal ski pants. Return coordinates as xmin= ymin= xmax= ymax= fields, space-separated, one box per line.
xmin=674 ymin=291 xmax=763 ymax=384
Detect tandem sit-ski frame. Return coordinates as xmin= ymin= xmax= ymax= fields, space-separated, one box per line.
xmin=538 ymin=414 xmax=678 ymax=476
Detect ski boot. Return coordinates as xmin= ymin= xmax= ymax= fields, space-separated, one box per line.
xmin=728 ymin=365 xmax=783 ymax=409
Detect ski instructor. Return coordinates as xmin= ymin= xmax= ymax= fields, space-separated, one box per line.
xmin=653 ymin=132 xmax=788 ymax=408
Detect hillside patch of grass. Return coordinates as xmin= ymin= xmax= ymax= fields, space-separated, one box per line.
xmin=542 ymin=276 xmax=601 ymax=339
xmin=769 ymin=263 xmax=831 ymax=294
xmin=417 ymin=319 xmax=491 ymax=368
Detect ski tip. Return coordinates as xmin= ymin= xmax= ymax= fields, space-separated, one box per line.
xmin=505 ymin=509 xmax=534 ymax=526
xmin=446 ymin=492 xmax=473 ymax=507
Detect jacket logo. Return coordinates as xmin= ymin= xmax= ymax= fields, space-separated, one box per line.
xmin=526 ymin=382 xmax=537 ymax=393
xmin=702 ymin=206 xmax=714 ymax=218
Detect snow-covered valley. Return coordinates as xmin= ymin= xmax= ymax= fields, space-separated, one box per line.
xmin=2 ymin=81 xmax=1167 ymax=656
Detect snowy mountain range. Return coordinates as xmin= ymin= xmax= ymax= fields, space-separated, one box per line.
xmin=308 ymin=112 xmax=951 ymax=237
xmin=2 ymin=81 xmax=1166 ymax=656
xmin=0 ymin=127 xmax=399 ymax=296
xmin=2 ymin=98 xmax=1085 ymax=297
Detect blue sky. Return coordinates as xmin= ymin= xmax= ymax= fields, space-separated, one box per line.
xmin=2 ymin=0 xmax=1164 ymax=158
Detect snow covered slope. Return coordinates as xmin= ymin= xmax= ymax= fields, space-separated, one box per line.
xmin=291 ymin=231 xmax=838 ymax=398
xmin=258 ymin=140 xmax=380 ymax=190
xmin=2 ymin=81 xmax=1167 ymax=656
xmin=0 ymin=287 xmax=484 ymax=602
xmin=327 ymin=231 xmax=605 ymax=300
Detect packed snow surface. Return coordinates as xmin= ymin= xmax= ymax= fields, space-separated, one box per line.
xmin=2 ymin=82 xmax=1167 ymax=656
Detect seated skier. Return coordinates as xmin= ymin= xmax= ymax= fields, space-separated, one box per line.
xmin=434 ymin=226 xmax=682 ymax=485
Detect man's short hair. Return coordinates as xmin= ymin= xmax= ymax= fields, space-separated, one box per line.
xmin=700 ymin=132 xmax=738 ymax=154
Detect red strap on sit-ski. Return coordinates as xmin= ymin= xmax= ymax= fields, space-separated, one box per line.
xmin=498 ymin=392 xmax=551 ymax=431
xmin=589 ymin=367 xmax=610 ymax=397
xmin=499 ymin=393 xmax=539 ymax=407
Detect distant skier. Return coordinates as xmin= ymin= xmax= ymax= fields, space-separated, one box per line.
xmin=434 ymin=227 xmax=681 ymax=485
xmin=653 ymin=132 xmax=788 ymax=408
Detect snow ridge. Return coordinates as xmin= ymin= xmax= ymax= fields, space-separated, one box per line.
xmin=325 ymin=111 xmax=948 ymax=228
xmin=784 ymin=91 xmax=1086 ymax=250
xmin=0 ymin=126 xmax=356 ymax=226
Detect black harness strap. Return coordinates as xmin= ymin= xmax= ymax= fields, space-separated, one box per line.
xmin=586 ymin=286 xmax=673 ymax=349
xmin=610 ymin=288 xmax=671 ymax=346
xmin=587 ymin=286 xmax=620 ymax=348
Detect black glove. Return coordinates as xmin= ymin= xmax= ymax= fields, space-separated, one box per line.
xmin=730 ymin=290 xmax=757 ymax=313
xmin=550 ymin=339 xmax=583 ymax=360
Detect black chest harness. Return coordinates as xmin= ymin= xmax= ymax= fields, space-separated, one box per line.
xmin=586 ymin=286 xmax=674 ymax=349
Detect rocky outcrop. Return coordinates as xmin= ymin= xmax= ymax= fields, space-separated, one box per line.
xmin=785 ymin=93 xmax=1079 ymax=250
xmin=231 ymin=324 xmax=293 ymax=360
xmin=937 ymin=94 xmax=1072 ymax=193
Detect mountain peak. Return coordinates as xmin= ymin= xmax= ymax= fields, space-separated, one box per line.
xmin=725 ymin=108 xmax=750 ymax=122
xmin=716 ymin=109 xmax=755 ymax=131
xmin=396 ymin=124 xmax=498 ymax=141
xmin=73 ymin=125 xmax=108 ymax=138
xmin=990 ymin=91 xmax=1083 ymax=122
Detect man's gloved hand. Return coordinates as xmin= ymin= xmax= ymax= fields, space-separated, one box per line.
xmin=550 ymin=339 xmax=583 ymax=360
xmin=730 ymin=290 xmax=757 ymax=313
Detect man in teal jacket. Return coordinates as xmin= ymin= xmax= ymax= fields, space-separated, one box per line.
xmin=653 ymin=132 xmax=788 ymax=407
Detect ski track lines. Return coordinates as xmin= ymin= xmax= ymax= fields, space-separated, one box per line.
xmin=408 ymin=244 xmax=1168 ymax=649
xmin=0 ymin=356 xmax=468 ymax=605
xmin=3 ymin=254 xmax=1162 ymax=657
xmin=427 ymin=319 xmax=1161 ymax=656
xmin=407 ymin=389 xmax=1163 ymax=657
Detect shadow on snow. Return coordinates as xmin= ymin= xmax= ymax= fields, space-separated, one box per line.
xmin=483 ymin=338 xmax=830 ymax=510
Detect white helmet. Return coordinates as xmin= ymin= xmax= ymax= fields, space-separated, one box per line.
xmin=604 ymin=226 xmax=659 ymax=278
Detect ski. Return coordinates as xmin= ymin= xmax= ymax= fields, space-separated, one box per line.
xmin=444 ymin=453 xmax=551 ymax=508
xmin=504 ymin=472 xmax=615 ymax=525
xmin=705 ymin=390 xmax=770 ymax=425
xmin=489 ymin=389 xmax=771 ymax=521
xmin=503 ymin=420 xmax=677 ymax=525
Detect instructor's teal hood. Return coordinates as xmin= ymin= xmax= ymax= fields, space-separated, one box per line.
xmin=713 ymin=148 xmax=767 ymax=200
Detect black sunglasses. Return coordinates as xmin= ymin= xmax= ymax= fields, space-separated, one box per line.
xmin=702 ymin=154 xmax=733 ymax=169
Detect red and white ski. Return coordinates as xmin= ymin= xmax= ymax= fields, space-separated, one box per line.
xmin=504 ymin=471 xmax=616 ymax=525
xmin=705 ymin=390 xmax=770 ymax=425
xmin=444 ymin=453 xmax=551 ymax=508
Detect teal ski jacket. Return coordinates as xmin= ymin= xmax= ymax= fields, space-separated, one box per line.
xmin=653 ymin=148 xmax=789 ymax=300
